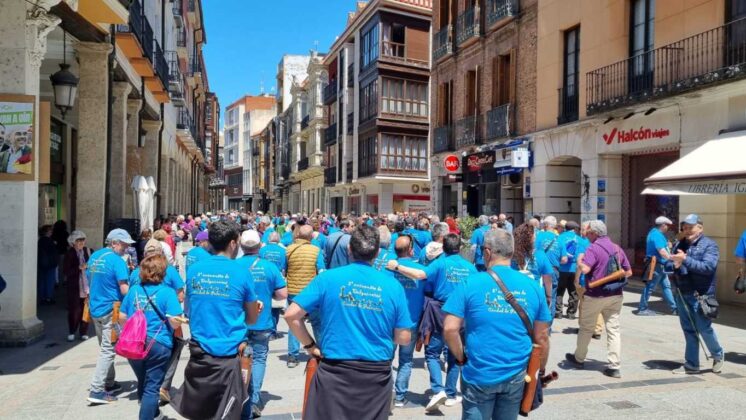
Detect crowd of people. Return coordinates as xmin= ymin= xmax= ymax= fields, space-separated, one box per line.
xmin=42 ymin=207 xmax=740 ymax=420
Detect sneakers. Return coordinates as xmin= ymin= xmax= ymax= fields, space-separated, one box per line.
xmin=566 ymin=313 xmax=577 ymax=320
xmin=67 ymin=334 xmax=75 ymax=342
xmin=393 ymin=399 xmax=408 ymax=408
xmin=251 ymin=405 xmax=262 ymax=418
xmin=87 ymin=390 xmax=118 ymax=404
xmin=672 ymin=365 xmax=700 ymax=374
xmin=444 ymin=395 xmax=463 ymax=407
xmin=592 ymin=333 xmax=602 ymax=340
xmin=154 ymin=410 xmax=165 ymax=420
xmin=712 ymin=358 xmax=724 ymax=374
xmin=603 ymin=368 xmax=621 ymax=378
xmin=159 ymin=388 xmax=171 ymax=403
xmin=635 ymin=309 xmax=659 ymax=316
xmin=425 ymin=390 xmax=447 ymax=413
xmin=564 ymin=353 xmax=585 ymax=369
xmin=81 ymin=335 xmax=90 ymax=340
xmin=287 ymin=356 xmax=299 ymax=368
xmin=105 ymin=382 xmax=123 ymax=394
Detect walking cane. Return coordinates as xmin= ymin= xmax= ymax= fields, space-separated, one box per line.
xmin=671 ymin=276 xmax=710 ymax=360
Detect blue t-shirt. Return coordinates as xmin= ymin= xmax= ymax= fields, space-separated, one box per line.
xmin=372 ymin=248 xmax=396 ymax=277
xmin=87 ymin=248 xmax=130 ymax=318
xmin=185 ymin=246 xmax=211 ymax=273
xmin=425 ymin=254 xmax=478 ymax=302
xmin=186 ymin=255 xmax=258 ymax=356
xmin=470 ymin=225 xmax=491 ymax=265
xmin=328 ymin=226 xmax=340 ymax=235
xmin=281 ymin=231 xmax=294 ymax=247
xmin=443 ymin=265 xmax=552 ymax=386
xmin=536 ymin=230 xmax=560 ymax=268
xmin=293 ymin=262 xmax=412 ymax=361
xmin=121 ymin=284 xmax=182 ymax=349
xmin=558 ymin=231 xmax=580 ymax=273
xmin=418 ymin=246 xmax=444 ymax=267
xmin=261 ymin=227 xmax=275 ymax=244
xmin=387 ymin=232 xmax=400 ymax=253
xmin=236 ymin=255 xmax=286 ymax=331
xmin=129 ymin=265 xmax=184 ymax=292
xmin=324 ymin=232 xmax=351 ymax=269
xmin=394 ymin=258 xmax=428 ymax=325
xmin=576 ymin=237 xmax=591 ymax=286
xmin=411 ymin=229 xmax=432 ymax=256
xmin=311 ymin=233 xmax=327 ymax=251
xmin=259 ymin=243 xmax=287 ymax=273
xmin=511 ymin=249 xmax=553 ymax=289
xmin=736 ymin=229 xmax=746 ymax=259
xmin=646 ymin=228 xmax=670 ymax=263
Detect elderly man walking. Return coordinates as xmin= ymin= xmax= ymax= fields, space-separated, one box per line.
xmin=565 ymin=220 xmax=632 ymax=379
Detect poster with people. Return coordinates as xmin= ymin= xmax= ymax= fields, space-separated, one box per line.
xmin=0 ymin=94 xmax=35 ymax=180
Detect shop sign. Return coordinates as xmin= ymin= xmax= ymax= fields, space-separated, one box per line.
xmin=444 ymin=155 xmax=460 ymax=172
xmin=349 ymin=188 xmax=360 ymax=195
xmin=466 ymin=151 xmax=495 ymax=172
xmin=599 ymin=110 xmax=680 ymax=153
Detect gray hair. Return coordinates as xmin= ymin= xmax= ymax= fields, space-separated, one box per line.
xmin=432 ymin=222 xmax=449 ymax=242
xmin=260 ymin=216 xmax=271 ymax=225
xmin=542 ymin=215 xmax=557 ymax=229
xmin=478 ymin=215 xmax=490 ymax=226
xmin=378 ymin=226 xmax=391 ymax=249
xmin=268 ymin=232 xmax=280 ymax=243
xmin=483 ymin=228 xmax=514 ymax=260
xmin=587 ymin=220 xmax=607 ymax=236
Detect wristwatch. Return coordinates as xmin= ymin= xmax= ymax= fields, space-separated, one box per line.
xmin=303 ymin=339 xmax=316 ymax=350
xmin=455 ymin=355 xmax=467 ymax=366
xmin=394 ymin=263 xmax=400 ymax=271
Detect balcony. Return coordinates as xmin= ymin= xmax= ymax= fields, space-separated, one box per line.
xmin=166 ymin=51 xmax=185 ymax=106
xmin=301 ymin=115 xmax=310 ymax=130
xmin=189 ymin=54 xmax=201 ymax=76
xmin=381 ymin=41 xmax=428 ymax=68
xmin=456 ymin=6 xmax=480 ymax=46
xmin=395 ymin=0 xmax=432 ymax=7
xmin=433 ymin=125 xmax=454 ymax=153
xmin=346 ymin=160 xmax=353 ymax=181
xmin=455 ymin=115 xmax=480 ymax=148
xmin=324 ymin=166 xmax=337 ymax=186
xmin=252 ymin=144 xmax=260 ymax=156
xmin=153 ymin=41 xmax=169 ymax=90
xmin=347 ymin=63 xmax=354 ymax=87
xmin=346 ymin=113 xmax=354 ymax=134
xmin=298 ymin=157 xmax=309 ymax=172
xmin=323 ymin=81 xmax=338 ymax=105
xmin=486 ymin=103 xmax=511 ymax=140
xmin=177 ymin=108 xmax=193 ymax=133
xmin=586 ymin=18 xmax=746 ymax=115
xmin=486 ymin=0 xmax=519 ymax=29
xmin=172 ymin=0 xmax=183 ymax=27
xmin=433 ymin=25 xmax=454 ymax=61
xmin=325 ymin=123 xmax=338 ymax=145
xmin=116 ymin=0 xmax=154 ymax=61
xmin=557 ymin=86 xmax=579 ymax=124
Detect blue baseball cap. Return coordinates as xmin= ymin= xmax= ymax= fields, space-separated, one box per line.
xmin=106 ymin=228 xmax=135 ymax=244
xmin=682 ymin=214 xmax=703 ymax=225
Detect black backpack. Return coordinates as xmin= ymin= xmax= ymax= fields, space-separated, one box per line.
xmin=597 ymin=243 xmax=627 ymax=293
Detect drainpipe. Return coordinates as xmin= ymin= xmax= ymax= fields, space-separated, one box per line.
xmin=156 ymin=0 xmax=166 ymax=219
xmin=103 ymin=24 xmax=116 ymax=242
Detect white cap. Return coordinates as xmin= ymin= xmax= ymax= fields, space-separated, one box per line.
xmin=655 ymin=216 xmax=674 ymax=226
xmin=240 ymin=230 xmax=262 ymax=248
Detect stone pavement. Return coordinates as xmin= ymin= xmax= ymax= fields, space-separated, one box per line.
xmin=3 ymin=284 xmax=746 ymax=419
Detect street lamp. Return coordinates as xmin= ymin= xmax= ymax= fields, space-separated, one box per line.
xmin=49 ymin=31 xmax=79 ymax=120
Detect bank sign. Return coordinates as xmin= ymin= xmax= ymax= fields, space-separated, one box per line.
xmin=599 ymin=111 xmax=680 ymax=153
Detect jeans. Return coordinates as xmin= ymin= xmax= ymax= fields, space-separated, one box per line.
xmin=90 ymin=314 xmax=116 ymax=393
xmin=160 ymin=336 xmax=186 ymax=391
xmin=425 ymin=332 xmax=460 ymax=398
xmin=549 ymin=271 xmax=559 ymax=323
xmin=241 ymin=329 xmax=272 ymax=419
xmin=128 ymin=340 xmax=171 ymax=420
xmin=676 ymin=292 xmax=724 ymax=369
xmin=287 ymin=294 xmax=300 ymax=358
xmin=462 ymin=371 xmax=525 ymax=420
xmin=639 ymin=270 xmax=677 ymax=312
xmin=394 ymin=329 xmax=418 ymax=401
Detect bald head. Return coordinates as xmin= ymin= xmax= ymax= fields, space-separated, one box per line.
xmin=297 ymin=225 xmax=314 ymax=241
xmin=394 ymin=235 xmax=414 ymax=258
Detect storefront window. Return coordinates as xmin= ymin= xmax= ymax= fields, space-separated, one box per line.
xmin=367 ymin=194 xmax=378 ymax=214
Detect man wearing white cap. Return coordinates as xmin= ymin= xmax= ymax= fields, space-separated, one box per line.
xmin=86 ymin=228 xmax=134 ymax=404
xmin=636 ymin=216 xmax=678 ymax=316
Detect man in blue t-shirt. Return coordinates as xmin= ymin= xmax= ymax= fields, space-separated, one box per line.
xmin=324 ymin=218 xmax=354 ymax=268
xmin=185 ymin=230 xmax=212 ymax=273
xmin=536 ymin=216 xmax=561 ymax=318
xmin=285 ymin=225 xmax=412 ymax=420
xmin=389 ymin=233 xmax=477 ymax=412
xmin=259 ymin=232 xmax=287 ymax=274
xmin=556 ymin=221 xmax=581 ymax=319
xmin=181 ymin=221 xmax=261 ymax=420
xmin=419 ymin=222 xmax=448 ymax=267
xmin=372 ymin=227 xmax=396 ymax=276
xmin=470 ymin=215 xmax=491 ymax=271
xmin=737 ymin=228 xmax=746 ymax=292
xmin=637 ymin=216 xmax=677 ymax=315
xmin=86 ymin=229 xmax=134 ymax=404
xmin=443 ymin=229 xmax=551 ymax=419
xmin=237 ymin=230 xmax=288 ymax=418
xmin=390 ymin=235 xmax=428 ymax=407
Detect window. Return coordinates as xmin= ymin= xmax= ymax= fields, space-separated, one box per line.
xmin=360 ymin=23 xmax=380 ymax=69
xmin=227 ymin=173 xmax=241 ymax=186
xmin=438 ymin=81 xmax=453 ymax=126
xmin=359 ymin=135 xmax=378 ymax=177
xmin=360 ymin=79 xmax=378 ymax=122
xmin=629 ymin=0 xmax=655 ymax=90
xmin=382 ymin=22 xmax=405 ymax=57
xmin=492 ymin=52 xmax=514 ymax=107
xmin=228 ymin=149 xmax=235 ymax=165
xmin=560 ymin=26 xmax=580 ymax=123
xmin=465 ymin=69 xmax=479 ymax=116
xmin=379 ymin=134 xmax=427 ymax=173
xmin=381 ymin=78 xmax=428 ymax=118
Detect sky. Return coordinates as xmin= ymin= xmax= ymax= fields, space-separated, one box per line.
xmin=202 ymin=0 xmax=355 ymax=122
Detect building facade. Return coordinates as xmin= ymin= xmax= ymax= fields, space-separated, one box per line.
xmin=0 ymin=0 xmax=217 ymax=345
xmin=323 ymin=0 xmax=433 ymax=216
xmin=531 ymin=0 xmax=746 ymax=304
xmin=430 ymin=0 xmax=535 ymax=221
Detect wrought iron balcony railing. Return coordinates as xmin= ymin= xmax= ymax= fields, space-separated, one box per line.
xmin=172 ymin=0 xmax=183 ymax=26
xmin=486 ymin=103 xmax=511 ymax=139
xmin=323 ymin=81 xmax=338 ymax=105
xmin=456 ymin=6 xmax=480 ymax=46
xmin=433 ymin=125 xmax=454 ymax=153
xmin=346 ymin=160 xmax=353 ymax=181
xmin=558 ymin=86 xmax=579 ymax=124
xmin=486 ymin=0 xmax=519 ymax=28
xmin=324 ymin=166 xmax=337 ymax=186
xmin=455 ymin=115 xmax=480 ymax=148
xmin=433 ymin=25 xmax=454 ymax=61
xmin=153 ymin=41 xmax=169 ymax=89
xmin=586 ymin=17 xmax=746 ymax=114
xmin=176 ymin=25 xmax=187 ymax=48
xmin=325 ymin=123 xmax=337 ymax=145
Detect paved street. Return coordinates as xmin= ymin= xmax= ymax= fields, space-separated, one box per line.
xmin=2 ymin=283 xmax=746 ymax=420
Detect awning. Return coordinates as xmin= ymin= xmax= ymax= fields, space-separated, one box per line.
xmin=642 ymin=131 xmax=746 ymax=195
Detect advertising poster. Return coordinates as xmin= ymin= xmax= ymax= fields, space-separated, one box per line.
xmin=0 ymin=95 xmax=35 ymax=181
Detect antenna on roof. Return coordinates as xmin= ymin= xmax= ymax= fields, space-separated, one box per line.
xmin=313 ymin=40 xmax=319 ymax=52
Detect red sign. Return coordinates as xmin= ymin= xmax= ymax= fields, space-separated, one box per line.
xmin=444 ymin=155 xmax=460 ymax=172
xmin=466 ymin=152 xmax=495 ymax=172
xmin=602 ymin=127 xmax=671 ymax=145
